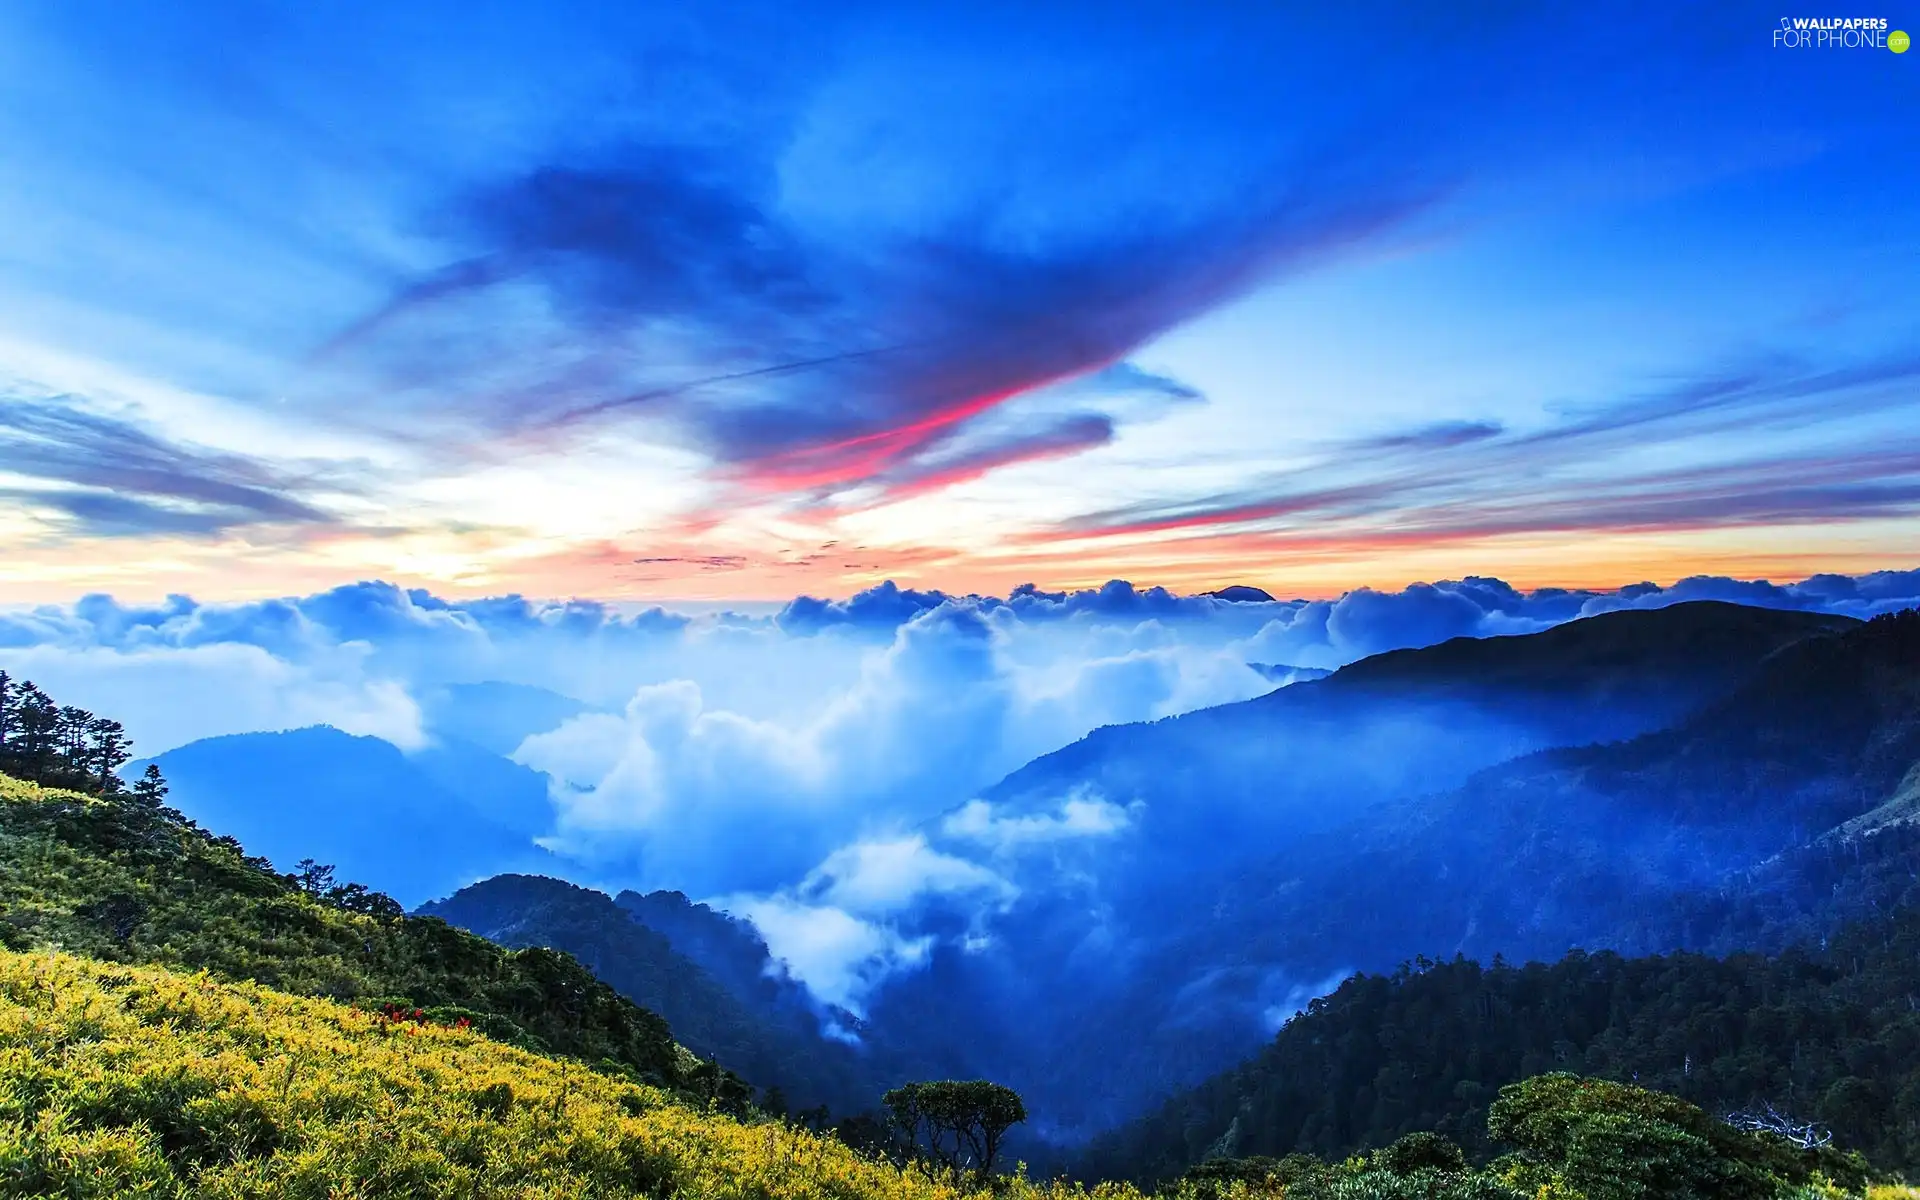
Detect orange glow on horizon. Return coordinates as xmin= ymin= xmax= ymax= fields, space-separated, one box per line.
xmin=2 ymin=515 xmax=1911 ymax=608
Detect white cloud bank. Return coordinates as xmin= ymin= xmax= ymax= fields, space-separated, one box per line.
xmin=3 ymin=567 xmax=1915 ymax=1005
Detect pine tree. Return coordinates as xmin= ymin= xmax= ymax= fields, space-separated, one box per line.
xmin=11 ymin=683 xmax=58 ymax=780
xmin=56 ymin=705 xmax=95 ymax=765
xmin=84 ymin=717 xmax=133 ymax=794
xmin=294 ymin=859 xmax=337 ymax=896
xmin=131 ymin=763 xmax=170 ymax=808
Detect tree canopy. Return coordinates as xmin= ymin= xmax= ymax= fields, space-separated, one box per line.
xmin=884 ymin=1079 xmax=1028 ymax=1181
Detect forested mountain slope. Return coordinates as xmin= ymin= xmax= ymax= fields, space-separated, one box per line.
xmin=422 ymin=873 xmax=922 ymax=1115
xmin=1079 ymin=609 xmax=1920 ymax=1182
xmin=1084 ymin=903 xmax=1920 ymax=1184
xmin=983 ymin=601 xmax=1858 ymax=848
xmin=1189 ymin=608 xmax=1920 ymax=982
xmin=857 ymin=604 xmax=1873 ymax=1140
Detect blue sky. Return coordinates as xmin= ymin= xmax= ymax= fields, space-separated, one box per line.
xmin=1 ymin=0 xmax=1916 ymax=601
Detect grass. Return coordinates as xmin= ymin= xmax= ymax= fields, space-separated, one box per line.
xmin=0 ymin=771 xmax=697 ymax=1093
xmin=0 ymin=947 xmax=1170 ymax=1199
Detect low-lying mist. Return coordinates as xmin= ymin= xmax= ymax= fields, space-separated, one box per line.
xmin=2 ymin=569 xmax=1915 ymax=1039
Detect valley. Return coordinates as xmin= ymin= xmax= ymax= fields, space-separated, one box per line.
xmin=14 ymin=599 xmax=1917 ymax=1195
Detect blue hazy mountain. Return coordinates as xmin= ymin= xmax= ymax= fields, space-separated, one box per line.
xmin=418 ymin=680 xmax=598 ymax=757
xmin=853 ymin=602 xmax=1871 ymax=1140
xmin=1078 ymin=607 xmax=1920 ymax=1181
xmin=131 ymin=679 xmax=600 ymax=906
xmin=1246 ymin=662 xmax=1333 ymax=685
xmin=138 ymin=726 xmax=559 ymax=906
xmin=1202 ymin=585 xmax=1277 ymax=603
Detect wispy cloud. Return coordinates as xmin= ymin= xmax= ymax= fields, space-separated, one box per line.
xmin=312 ymin=114 xmax=1446 ymax=506
xmin=1050 ymin=354 xmax=1920 ymax=548
xmin=0 ymin=394 xmax=337 ymax=537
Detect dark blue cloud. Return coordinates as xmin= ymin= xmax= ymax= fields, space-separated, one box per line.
xmin=303 ymin=4 xmax=1486 ymax=500
xmin=1355 ymin=420 xmax=1505 ymax=451
xmin=335 ymin=146 xmax=1432 ymax=498
xmin=778 ymin=581 xmax=950 ymax=635
xmin=0 ymin=395 xmax=335 ymax=537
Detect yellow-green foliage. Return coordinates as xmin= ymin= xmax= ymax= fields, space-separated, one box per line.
xmin=0 ymin=771 xmax=702 ymax=1094
xmin=0 ymin=948 xmax=1174 ymax=1200
xmin=0 ymin=773 xmax=87 ymax=804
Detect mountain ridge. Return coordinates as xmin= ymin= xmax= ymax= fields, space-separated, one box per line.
xmin=856 ymin=602 xmax=1876 ymax=1142
xmin=419 ymin=872 xmax=919 ymax=1114
xmin=136 ymin=724 xmax=557 ymax=906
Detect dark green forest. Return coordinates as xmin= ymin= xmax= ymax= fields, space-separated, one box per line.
xmin=0 ymin=668 xmax=136 ymax=795
xmin=1082 ymin=904 xmax=1920 ymax=1184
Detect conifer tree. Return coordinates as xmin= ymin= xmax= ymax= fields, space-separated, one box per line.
xmin=85 ymin=717 xmax=133 ymax=794
xmin=131 ymin=763 xmax=170 ymax=808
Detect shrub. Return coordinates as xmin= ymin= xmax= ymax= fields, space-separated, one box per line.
xmin=1488 ymin=1073 xmax=1806 ymax=1200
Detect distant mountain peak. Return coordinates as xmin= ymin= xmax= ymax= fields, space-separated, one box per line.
xmin=1247 ymin=663 xmax=1333 ymax=684
xmin=1203 ymin=585 xmax=1275 ymax=602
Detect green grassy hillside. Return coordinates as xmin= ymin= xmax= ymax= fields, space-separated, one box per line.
xmin=5 ymin=947 xmax=1889 ymax=1200
xmin=0 ymin=947 xmax=977 ymax=1199
xmin=0 ymin=771 xmax=723 ymax=1100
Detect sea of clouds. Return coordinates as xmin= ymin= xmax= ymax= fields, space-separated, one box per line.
xmin=4 ymin=568 xmax=1915 ymax=1007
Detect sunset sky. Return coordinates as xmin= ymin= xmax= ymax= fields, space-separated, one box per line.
xmin=2 ymin=2 xmax=1916 ymax=603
